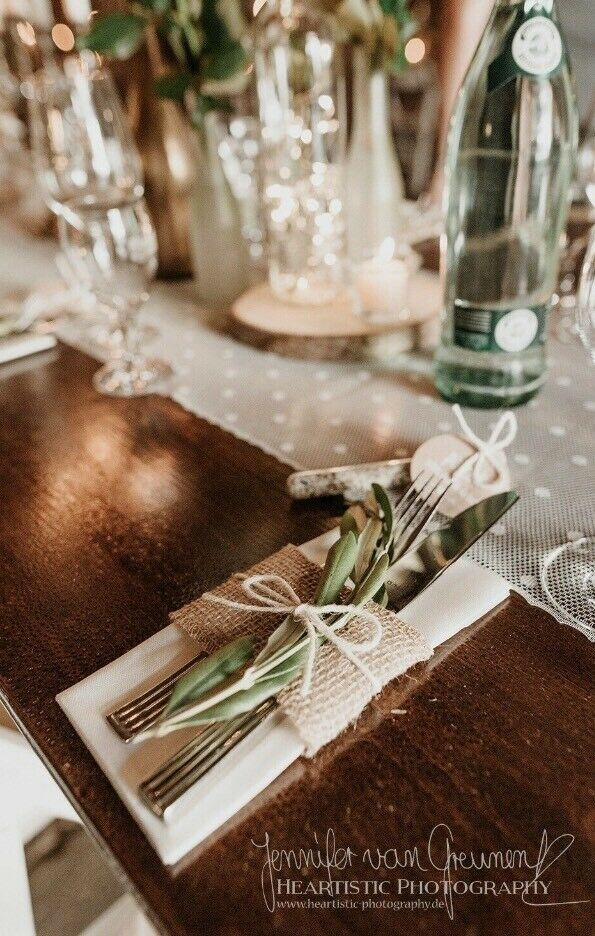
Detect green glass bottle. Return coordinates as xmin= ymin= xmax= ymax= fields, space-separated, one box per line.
xmin=434 ymin=0 xmax=578 ymax=408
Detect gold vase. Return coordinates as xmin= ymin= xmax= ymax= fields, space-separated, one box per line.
xmin=121 ymin=35 xmax=194 ymax=279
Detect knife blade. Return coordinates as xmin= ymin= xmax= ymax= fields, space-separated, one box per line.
xmin=386 ymin=491 xmax=519 ymax=612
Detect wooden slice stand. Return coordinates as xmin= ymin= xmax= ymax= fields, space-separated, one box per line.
xmin=230 ymin=270 xmax=442 ymax=361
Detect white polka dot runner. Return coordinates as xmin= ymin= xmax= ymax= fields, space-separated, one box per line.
xmin=3 ymin=224 xmax=592 ymax=638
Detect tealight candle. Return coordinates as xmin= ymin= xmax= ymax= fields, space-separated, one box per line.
xmin=355 ymin=256 xmax=409 ymax=321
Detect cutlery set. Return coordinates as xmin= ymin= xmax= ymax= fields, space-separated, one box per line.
xmin=106 ymin=474 xmax=518 ymax=819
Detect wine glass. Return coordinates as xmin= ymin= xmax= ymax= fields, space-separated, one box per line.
xmin=540 ymin=226 xmax=595 ymax=638
xmin=26 ymin=63 xmax=143 ymax=213
xmin=58 ymin=196 xmax=172 ymax=397
xmin=576 ymin=224 xmax=595 ymax=362
xmin=24 ymin=63 xmax=139 ymax=333
xmin=541 ymin=539 xmax=595 ymax=639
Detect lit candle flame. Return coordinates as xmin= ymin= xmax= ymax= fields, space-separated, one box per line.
xmin=376 ymin=237 xmax=396 ymax=264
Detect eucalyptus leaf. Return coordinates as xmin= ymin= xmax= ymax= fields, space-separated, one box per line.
xmin=78 ymin=13 xmax=147 ymax=59
xmin=313 ymin=530 xmax=357 ymax=606
xmin=164 ymin=634 xmax=255 ymax=715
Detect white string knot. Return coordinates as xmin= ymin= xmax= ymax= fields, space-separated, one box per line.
xmin=451 ymin=404 xmax=517 ymax=493
xmin=205 ymin=573 xmax=384 ymax=697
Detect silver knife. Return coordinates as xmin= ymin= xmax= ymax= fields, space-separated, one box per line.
xmin=386 ymin=491 xmax=519 ymax=612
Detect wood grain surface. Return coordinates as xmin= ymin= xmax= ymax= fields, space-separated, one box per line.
xmin=0 ymin=343 xmax=592 ymax=935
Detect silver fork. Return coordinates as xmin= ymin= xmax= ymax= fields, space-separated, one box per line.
xmin=135 ymin=473 xmax=450 ymax=818
xmin=138 ymin=699 xmax=277 ymax=819
xmin=107 ymin=655 xmax=204 ymax=742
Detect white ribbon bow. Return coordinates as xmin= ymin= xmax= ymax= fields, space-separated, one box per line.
xmin=451 ymin=404 xmax=517 ymax=493
xmin=205 ymin=573 xmax=384 ymax=697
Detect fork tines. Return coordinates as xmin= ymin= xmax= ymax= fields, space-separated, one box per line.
xmin=107 ymin=655 xmax=202 ymax=742
xmin=390 ymin=470 xmax=451 ymax=561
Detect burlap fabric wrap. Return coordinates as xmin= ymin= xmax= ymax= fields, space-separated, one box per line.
xmin=171 ymin=545 xmax=432 ymax=756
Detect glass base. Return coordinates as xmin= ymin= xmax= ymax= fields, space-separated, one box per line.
xmin=93 ymin=357 xmax=173 ymax=398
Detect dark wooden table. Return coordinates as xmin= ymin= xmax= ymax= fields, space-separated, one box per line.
xmin=0 ymin=343 xmax=592 ymax=936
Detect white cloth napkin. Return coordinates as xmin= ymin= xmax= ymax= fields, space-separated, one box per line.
xmin=57 ymin=533 xmax=510 ymax=865
xmin=0 ymin=332 xmax=56 ymax=365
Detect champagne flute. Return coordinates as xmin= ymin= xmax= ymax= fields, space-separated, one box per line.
xmin=58 ymin=196 xmax=172 ymax=397
xmin=576 ymin=225 xmax=595 ymax=362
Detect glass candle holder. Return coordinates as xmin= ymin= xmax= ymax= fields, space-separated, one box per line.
xmin=254 ymin=0 xmax=346 ymax=306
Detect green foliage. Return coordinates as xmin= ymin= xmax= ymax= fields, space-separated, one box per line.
xmin=316 ymin=0 xmax=416 ymax=72
xmin=79 ymin=12 xmax=147 ymax=60
xmin=136 ymin=0 xmax=172 ymax=12
xmin=153 ymin=70 xmax=194 ymax=101
xmin=313 ymin=530 xmax=358 ymax=606
xmin=141 ymin=485 xmax=402 ymax=741
xmin=78 ymin=0 xmax=249 ymax=114
xmin=202 ymin=42 xmax=247 ymax=81
xmin=352 ymin=552 xmax=390 ymax=606
xmin=164 ymin=635 xmax=256 ymax=714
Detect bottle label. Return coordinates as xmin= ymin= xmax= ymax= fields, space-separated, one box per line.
xmin=511 ymin=16 xmax=562 ymax=75
xmin=453 ymin=302 xmax=548 ymax=353
xmin=487 ymin=2 xmax=565 ymax=92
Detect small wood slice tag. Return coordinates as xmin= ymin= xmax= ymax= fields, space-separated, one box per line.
xmin=410 ymin=433 xmax=510 ymax=517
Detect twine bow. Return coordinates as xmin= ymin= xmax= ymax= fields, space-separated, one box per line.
xmin=205 ymin=573 xmax=384 ymax=697
xmin=451 ymin=404 xmax=517 ymax=493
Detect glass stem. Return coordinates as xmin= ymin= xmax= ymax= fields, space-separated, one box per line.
xmin=112 ymin=304 xmax=141 ymax=365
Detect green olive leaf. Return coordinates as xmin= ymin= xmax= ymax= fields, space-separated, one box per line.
xmin=372 ymin=483 xmax=393 ymax=544
xmin=252 ymin=612 xmax=303 ymax=667
xmin=354 ymin=516 xmax=383 ymax=583
xmin=153 ymin=70 xmax=194 ymax=101
xmin=135 ymin=0 xmax=171 ymax=12
xmin=170 ymin=669 xmax=294 ymax=724
xmin=373 ymin=584 xmax=389 ymax=608
xmin=164 ymin=635 xmax=256 ymax=715
xmin=202 ymin=42 xmax=246 ymax=81
xmin=313 ymin=530 xmax=358 ymax=606
xmin=340 ymin=508 xmax=360 ymax=538
xmin=352 ymin=552 xmax=390 ymax=606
